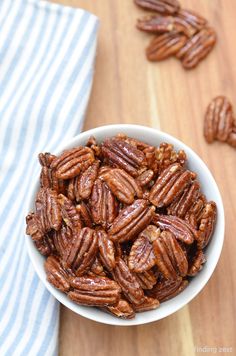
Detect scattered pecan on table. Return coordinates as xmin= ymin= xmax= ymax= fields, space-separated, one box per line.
xmin=26 ymin=134 xmax=217 ymax=319
xmin=135 ymin=0 xmax=217 ymax=69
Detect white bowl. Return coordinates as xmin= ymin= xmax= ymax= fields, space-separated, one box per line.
xmin=26 ymin=124 xmax=225 ymax=326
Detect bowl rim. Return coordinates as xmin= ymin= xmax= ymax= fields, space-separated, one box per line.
xmin=25 ymin=124 xmax=225 ymax=326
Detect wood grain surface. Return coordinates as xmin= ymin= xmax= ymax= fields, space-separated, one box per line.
xmin=51 ymin=1 xmax=236 ymax=355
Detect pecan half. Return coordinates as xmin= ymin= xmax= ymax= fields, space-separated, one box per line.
xmin=135 ymin=269 xmax=157 ymax=289
xmin=112 ymin=258 xmax=145 ymax=305
xmin=50 ymin=147 xmax=95 ymax=180
xmin=26 ymin=212 xmax=44 ymax=242
xmin=101 ymin=137 xmax=147 ymax=177
xmin=69 ymin=275 xmax=121 ymax=306
xmin=149 ymin=163 xmax=195 ymax=207
xmin=104 ymin=299 xmax=135 ymax=319
xmin=76 ymin=202 xmax=93 ymax=228
xmin=153 ymin=214 xmax=198 ymax=244
xmin=185 ymin=193 xmax=206 ymax=228
xmin=35 ymin=233 xmax=56 ymax=256
xmin=197 ymin=201 xmax=217 ymax=249
xmin=35 ymin=188 xmax=62 ymax=232
xmin=177 ymin=9 xmax=207 ymax=33
xmin=188 ymin=250 xmax=206 ymax=276
xmin=128 ymin=225 xmax=158 ymax=273
xmin=108 ymin=199 xmax=155 ymax=243
xmin=134 ymin=296 xmax=160 ymax=312
xmin=65 ymin=227 xmax=98 ymax=275
xmin=153 ymin=231 xmax=188 ymax=279
xmin=146 ymin=32 xmax=188 ymax=61
xmin=97 ymin=230 xmax=116 ymax=271
xmin=176 ymin=27 xmax=216 ymax=69
xmin=52 ymin=224 xmax=73 ymax=260
xmin=167 ymin=181 xmax=200 ymax=218
xmin=58 ymin=194 xmax=81 ymax=232
xmin=67 ymin=161 xmax=99 ymax=201
xmin=136 ymin=169 xmax=154 ymax=187
xmin=100 ymin=168 xmax=143 ymax=204
xmin=90 ymin=179 xmax=118 ymax=229
xmin=134 ymin=0 xmax=180 ymax=15
xmin=204 ymin=96 xmax=234 ymax=143
xmin=39 ymin=153 xmax=66 ymax=194
xmin=45 ymin=255 xmax=71 ymax=292
xmin=147 ymin=276 xmax=188 ymax=302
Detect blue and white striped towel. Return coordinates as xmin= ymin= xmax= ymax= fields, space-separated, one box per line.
xmin=0 ymin=0 xmax=99 ymax=354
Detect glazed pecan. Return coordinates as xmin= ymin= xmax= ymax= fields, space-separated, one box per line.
xmin=69 ymin=275 xmax=121 ymax=306
xmin=204 ymin=96 xmax=234 ymax=143
xmin=97 ymin=230 xmax=116 ymax=271
xmin=76 ymin=202 xmax=93 ymax=228
xmin=112 ymin=258 xmax=145 ymax=305
xmin=149 ymin=163 xmax=195 ymax=207
xmin=134 ymin=296 xmax=160 ymax=312
xmin=156 ymin=142 xmax=187 ymax=173
xmin=167 ymin=181 xmax=200 ymax=218
xmin=90 ymin=179 xmax=118 ymax=229
xmin=45 ymin=255 xmax=71 ymax=292
xmin=35 ymin=188 xmax=62 ymax=232
xmin=177 ymin=9 xmax=207 ymax=33
xmin=100 ymin=168 xmax=143 ymax=204
xmin=128 ymin=225 xmax=158 ymax=273
xmin=134 ymin=0 xmax=180 ymax=14
xmin=90 ymin=257 xmax=106 ymax=276
xmin=58 ymin=194 xmax=81 ymax=232
xmin=104 ymin=299 xmax=135 ymax=319
xmin=147 ymin=276 xmax=188 ymax=302
xmin=116 ymin=133 xmax=150 ymax=151
xmin=188 ymin=250 xmax=206 ymax=276
xmin=197 ymin=201 xmax=217 ymax=249
xmin=146 ymin=32 xmax=188 ymax=61
xmin=50 ymin=146 xmax=95 ymax=180
xmin=39 ymin=153 xmax=66 ymax=194
xmin=67 ymin=161 xmax=99 ymax=201
xmin=108 ymin=199 xmax=155 ymax=243
xmin=185 ymin=194 xmax=206 ymax=228
xmin=176 ymin=27 xmax=216 ymax=69
xmin=65 ymin=227 xmax=98 ymax=275
xmin=26 ymin=212 xmax=44 ymax=242
xmin=153 ymin=214 xmax=198 ymax=244
xmin=135 ymin=269 xmax=157 ymax=289
xmin=52 ymin=224 xmax=73 ymax=259
xmin=101 ymin=137 xmax=147 ymax=177
xmin=86 ymin=136 xmax=101 ymax=157
xmin=136 ymin=169 xmax=154 ymax=187
xmin=35 ymin=233 xmax=56 ymax=256
xmin=153 ymin=231 xmax=188 ymax=279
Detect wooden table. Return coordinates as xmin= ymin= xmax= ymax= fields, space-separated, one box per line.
xmin=51 ymin=1 xmax=236 ymax=355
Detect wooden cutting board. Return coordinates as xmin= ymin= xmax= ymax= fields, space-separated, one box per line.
xmin=51 ymin=1 xmax=236 ymax=355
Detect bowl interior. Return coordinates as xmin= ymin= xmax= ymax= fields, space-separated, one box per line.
xmin=26 ymin=124 xmax=225 ymax=326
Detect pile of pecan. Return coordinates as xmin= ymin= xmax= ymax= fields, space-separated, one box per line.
xmin=134 ymin=0 xmax=217 ymax=69
xmin=204 ymin=96 xmax=236 ymax=148
xmin=26 ymin=134 xmax=217 ymax=319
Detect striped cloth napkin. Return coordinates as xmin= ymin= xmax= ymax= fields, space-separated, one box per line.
xmin=0 ymin=0 xmax=99 ymax=354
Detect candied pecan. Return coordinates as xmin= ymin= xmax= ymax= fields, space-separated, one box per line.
xmin=104 ymin=299 xmax=135 ymax=319
xmin=52 ymin=224 xmax=73 ymax=259
xmin=58 ymin=194 xmax=81 ymax=232
xmin=86 ymin=136 xmax=101 ymax=156
xmin=147 ymin=276 xmax=188 ymax=302
xmin=67 ymin=161 xmax=99 ymax=201
xmin=128 ymin=225 xmax=158 ymax=273
xmin=26 ymin=212 xmax=44 ymax=242
xmin=136 ymin=169 xmax=154 ymax=187
xmin=76 ymin=202 xmax=93 ymax=228
xmin=97 ymin=230 xmax=116 ymax=271
xmin=101 ymin=137 xmax=147 ymax=177
xmin=227 ymin=125 xmax=236 ymax=148
xmin=35 ymin=188 xmax=62 ymax=232
xmin=116 ymin=134 xmax=150 ymax=151
xmin=156 ymin=142 xmax=187 ymax=173
xmin=204 ymin=96 xmax=234 ymax=143
xmin=90 ymin=257 xmax=106 ymax=276
xmin=167 ymin=181 xmax=200 ymax=218
xmin=149 ymin=163 xmax=195 ymax=207
xmin=65 ymin=227 xmax=98 ymax=275
xmin=134 ymin=296 xmax=160 ymax=312
xmin=146 ymin=32 xmax=188 ymax=61
xmin=35 ymin=233 xmax=56 ymax=256
xmin=39 ymin=153 xmax=66 ymax=194
xmin=135 ymin=269 xmax=157 ymax=289
xmin=176 ymin=27 xmax=216 ymax=69
xmin=185 ymin=193 xmax=206 ymax=228
xmin=153 ymin=213 xmax=198 ymax=244
xmin=137 ymin=15 xmax=175 ymax=33
xmin=90 ymin=179 xmax=118 ymax=229
xmin=69 ymin=275 xmax=121 ymax=306
xmin=108 ymin=199 xmax=155 ymax=243
xmin=134 ymin=0 xmax=180 ymax=15
xmin=112 ymin=258 xmax=145 ymax=305
xmin=177 ymin=9 xmax=207 ymax=33
xmin=153 ymin=231 xmax=188 ymax=279
xmin=100 ymin=168 xmax=143 ymax=204
xmin=197 ymin=201 xmax=217 ymax=249
xmin=50 ymin=147 xmax=95 ymax=180
xmin=188 ymin=250 xmax=206 ymax=276
xmin=45 ymin=255 xmax=71 ymax=292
